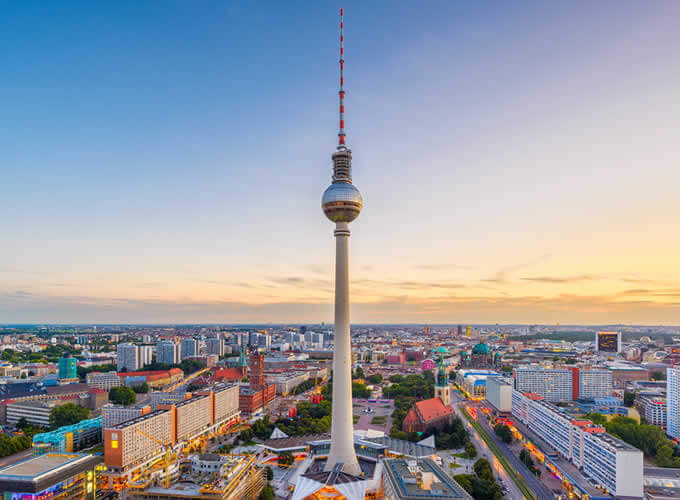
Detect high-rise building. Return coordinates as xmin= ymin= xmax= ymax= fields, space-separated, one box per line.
xmin=140 ymin=345 xmax=153 ymax=367
xmin=578 ymin=368 xmax=613 ymax=399
xmin=116 ymin=343 xmax=140 ymax=372
xmin=320 ymin=8 xmax=363 ymax=476
xmin=58 ymin=353 xmax=77 ymax=381
xmin=180 ymin=338 xmax=197 ymax=359
xmin=513 ymin=367 xmax=573 ymax=402
xmin=667 ymin=367 xmax=680 ymax=440
xmin=156 ymin=341 xmax=179 ymax=365
xmin=636 ymin=395 xmax=667 ymax=429
xmin=206 ymin=337 xmax=224 ymax=356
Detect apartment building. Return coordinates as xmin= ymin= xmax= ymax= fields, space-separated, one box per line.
xmin=173 ymin=394 xmax=212 ymax=441
xmin=512 ymin=390 xmax=643 ymax=497
xmin=156 ymin=341 xmax=179 ymax=365
xmin=116 ymin=343 xmax=140 ymax=372
xmin=180 ymin=338 xmax=197 ymax=359
xmin=667 ymin=367 xmax=680 ymax=440
xmin=514 ymin=367 xmax=573 ymax=402
xmin=577 ymin=369 xmax=613 ymax=400
xmin=205 ymin=337 xmax=224 ymax=357
xmin=86 ymin=371 xmax=121 ymax=391
xmin=102 ymin=404 xmax=151 ymax=429
xmin=635 ymin=395 xmax=666 ymax=429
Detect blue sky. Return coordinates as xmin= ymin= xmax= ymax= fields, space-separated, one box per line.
xmin=3 ymin=1 xmax=680 ymax=324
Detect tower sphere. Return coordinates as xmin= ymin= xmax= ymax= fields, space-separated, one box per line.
xmin=322 ymin=182 xmax=362 ymax=223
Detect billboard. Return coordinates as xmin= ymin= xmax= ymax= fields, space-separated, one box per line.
xmin=421 ymin=359 xmax=436 ymax=372
xmin=597 ymin=331 xmax=620 ymax=353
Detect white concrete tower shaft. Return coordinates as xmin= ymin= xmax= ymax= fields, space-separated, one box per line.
xmin=320 ymin=7 xmax=362 ymax=477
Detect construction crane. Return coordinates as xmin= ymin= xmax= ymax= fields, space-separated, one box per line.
xmin=135 ymin=428 xmax=175 ymax=489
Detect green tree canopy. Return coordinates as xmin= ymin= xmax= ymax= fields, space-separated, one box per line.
xmin=49 ymin=403 xmax=89 ymax=429
xmin=109 ymin=386 xmax=136 ymax=406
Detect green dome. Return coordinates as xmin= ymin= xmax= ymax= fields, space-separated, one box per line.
xmin=437 ymin=346 xmax=449 ymax=354
xmin=472 ymin=342 xmax=491 ymax=355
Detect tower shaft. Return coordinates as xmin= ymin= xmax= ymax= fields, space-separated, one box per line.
xmin=325 ymin=222 xmax=361 ymax=475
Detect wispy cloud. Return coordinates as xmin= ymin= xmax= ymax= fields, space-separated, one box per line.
xmin=521 ymin=274 xmax=598 ymax=284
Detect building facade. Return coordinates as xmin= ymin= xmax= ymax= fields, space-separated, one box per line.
xmin=116 ymin=343 xmax=140 ymax=372
xmin=667 ymin=367 xmax=680 ymax=440
xmin=86 ymin=371 xmax=121 ymax=391
xmin=180 ymin=338 xmax=198 ymax=359
xmin=156 ymin=341 xmax=179 ymax=365
xmin=514 ymin=367 xmax=573 ymax=402
xmin=512 ymin=390 xmax=643 ymax=497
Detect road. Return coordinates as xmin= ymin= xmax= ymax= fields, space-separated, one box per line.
xmin=453 ymin=404 xmax=526 ymax=500
xmin=478 ymin=415 xmax=555 ymax=499
xmin=0 ymin=447 xmax=33 ymax=468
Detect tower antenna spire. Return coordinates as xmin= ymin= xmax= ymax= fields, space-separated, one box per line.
xmin=338 ymin=7 xmax=346 ymax=149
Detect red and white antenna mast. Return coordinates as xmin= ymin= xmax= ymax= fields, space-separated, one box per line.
xmin=338 ymin=7 xmax=346 ymax=150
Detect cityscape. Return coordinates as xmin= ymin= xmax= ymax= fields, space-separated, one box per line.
xmin=3 ymin=3 xmax=680 ymax=500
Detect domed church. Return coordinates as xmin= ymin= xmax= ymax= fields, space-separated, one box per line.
xmin=463 ymin=337 xmax=496 ymax=368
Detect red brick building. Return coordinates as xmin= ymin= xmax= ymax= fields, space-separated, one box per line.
xmin=239 ymin=353 xmax=276 ymax=415
xmin=402 ymin=397 xmax=455 ymax=433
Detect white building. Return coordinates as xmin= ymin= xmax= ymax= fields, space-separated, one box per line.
xmin=86 ymin=371 xmax=121 ymax=391
xmin=206 ymin=337 xmax=224 ymax=357
xmin=578 ymin=369 xmax=613 ymax=400
xmin=180 ymin=338 xmax=198 ymax=359
xmin=102 ymin=403 xmax=151 ymax=429
xmin=636 ymin=395 xmax=666 ymax=429
xmin=455 ymin=369 xmax=499 ymax=399
xmin=514 ymin=367 xmax=573 ymax=402
xmin=512 ymin=390 xmax=643 ymax=497
xmin=485 ymin=376 xmax=512 ymax=413
xmin=117 ymin=343 xmax=140 ymax=372
xmin=667 ymin=367 xmax=680 ymax=440
xmin=157 ymin=341 xmax=179 ymax=365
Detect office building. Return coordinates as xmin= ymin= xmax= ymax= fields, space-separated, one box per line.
xmin=0 ymin=453 xmax=103 ymax=500
xmin=156 ymin=341 xmax=179 ymax=365
xmin=86 ymin=371 xmax=121 ymax=391
xmin=140 ymin=345 xmax=153 ymax=367
xmin=180 ymin=338 xmax=197 ymax=360
xmin=514 ymin=367 xmax=573 ymax=402
xmin=667 ymin=367 xmax=680 ymax=440
xmin=485 ymin=376 xmax=513 ymax=413
xmin=33 ymin=416 xmax=102 ymax=453
xmin=6 ymin=400 xmax=69 ymax=427
xmin=116 ymin=343 xmax=140 ymax=372
xmin=58 ymin=353 xmax=78 ymax=382
xmin=512 ymin=390 xmax=643 ymax=497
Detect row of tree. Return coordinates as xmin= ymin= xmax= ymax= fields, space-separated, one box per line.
xmin=454 ymin=458 xmax=505 ymax=500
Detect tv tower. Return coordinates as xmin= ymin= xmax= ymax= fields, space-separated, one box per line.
xmin=321 ymin=7 xmax=362 ymax=476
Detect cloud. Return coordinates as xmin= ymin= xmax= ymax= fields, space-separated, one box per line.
xmin=521 ymin=274 xmax=598 ymax=284
xmin=482 ymin=252 xmax=553 ymax=283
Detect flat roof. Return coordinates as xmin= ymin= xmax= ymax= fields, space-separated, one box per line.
xmin=109 ymin=409 xmax=168 ymax=429
xmin=383 ymin=458 xmax=472 ymax=499
xmin=0 ymin=453 xmax=102 ymax=493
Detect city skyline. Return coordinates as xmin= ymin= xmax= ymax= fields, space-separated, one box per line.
xmin=4 ymin=1 xmax=680 ymax=324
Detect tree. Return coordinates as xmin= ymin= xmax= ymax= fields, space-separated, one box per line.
xmin=109 ymin=386 xmax=136 ymax=405
xmin=49 ymin=403 xmax=89 ymax=429
xmin=464 ymin=441 xmax=477 ymax=459
xmin=265 ymin=466 xmax=274 ymax=481
xmin=493 ymin=424 xmax=513 ymax=444
xmin=367 ymin=374 xmax=382 ymax=384
xmin=585 ymin=413 xmax=607 ymax=425
xmin=473 ymin=458 xmax=494 ymax=482
xmin=353 ymin=366 xmax=364 ymax=380
xmin=258 ymin=484 xmax=274 ymax=500
xmin=652 ymin=370 xmax=666 ymax=381
xmin=623 ymin=391 xmax=635 ymax=407
xmin=352 ymin=382 xmax=371 ymax=398
xmin=16 ymin=417 xmax=29 ymax=430
xmin=132 ymin=382 xmax=149 ymax=393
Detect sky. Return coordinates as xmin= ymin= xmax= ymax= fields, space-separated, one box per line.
xmin=2 ymin=1 xmax=680 ymax=325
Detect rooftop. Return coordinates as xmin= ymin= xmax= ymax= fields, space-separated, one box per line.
xmin=0 ymin=453 xmax=102 ymax=494
xmin=383 ymin=458 xmax=472 ymax=499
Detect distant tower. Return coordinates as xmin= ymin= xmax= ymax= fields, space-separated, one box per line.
xmin=322 ymin=8 xmax=362 ymax=476
xmin=434 ymin=354 xmax=450 ymax=406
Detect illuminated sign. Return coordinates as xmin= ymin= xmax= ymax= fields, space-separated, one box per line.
xmin=597 ymin=331 xmax=619 ymax=352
